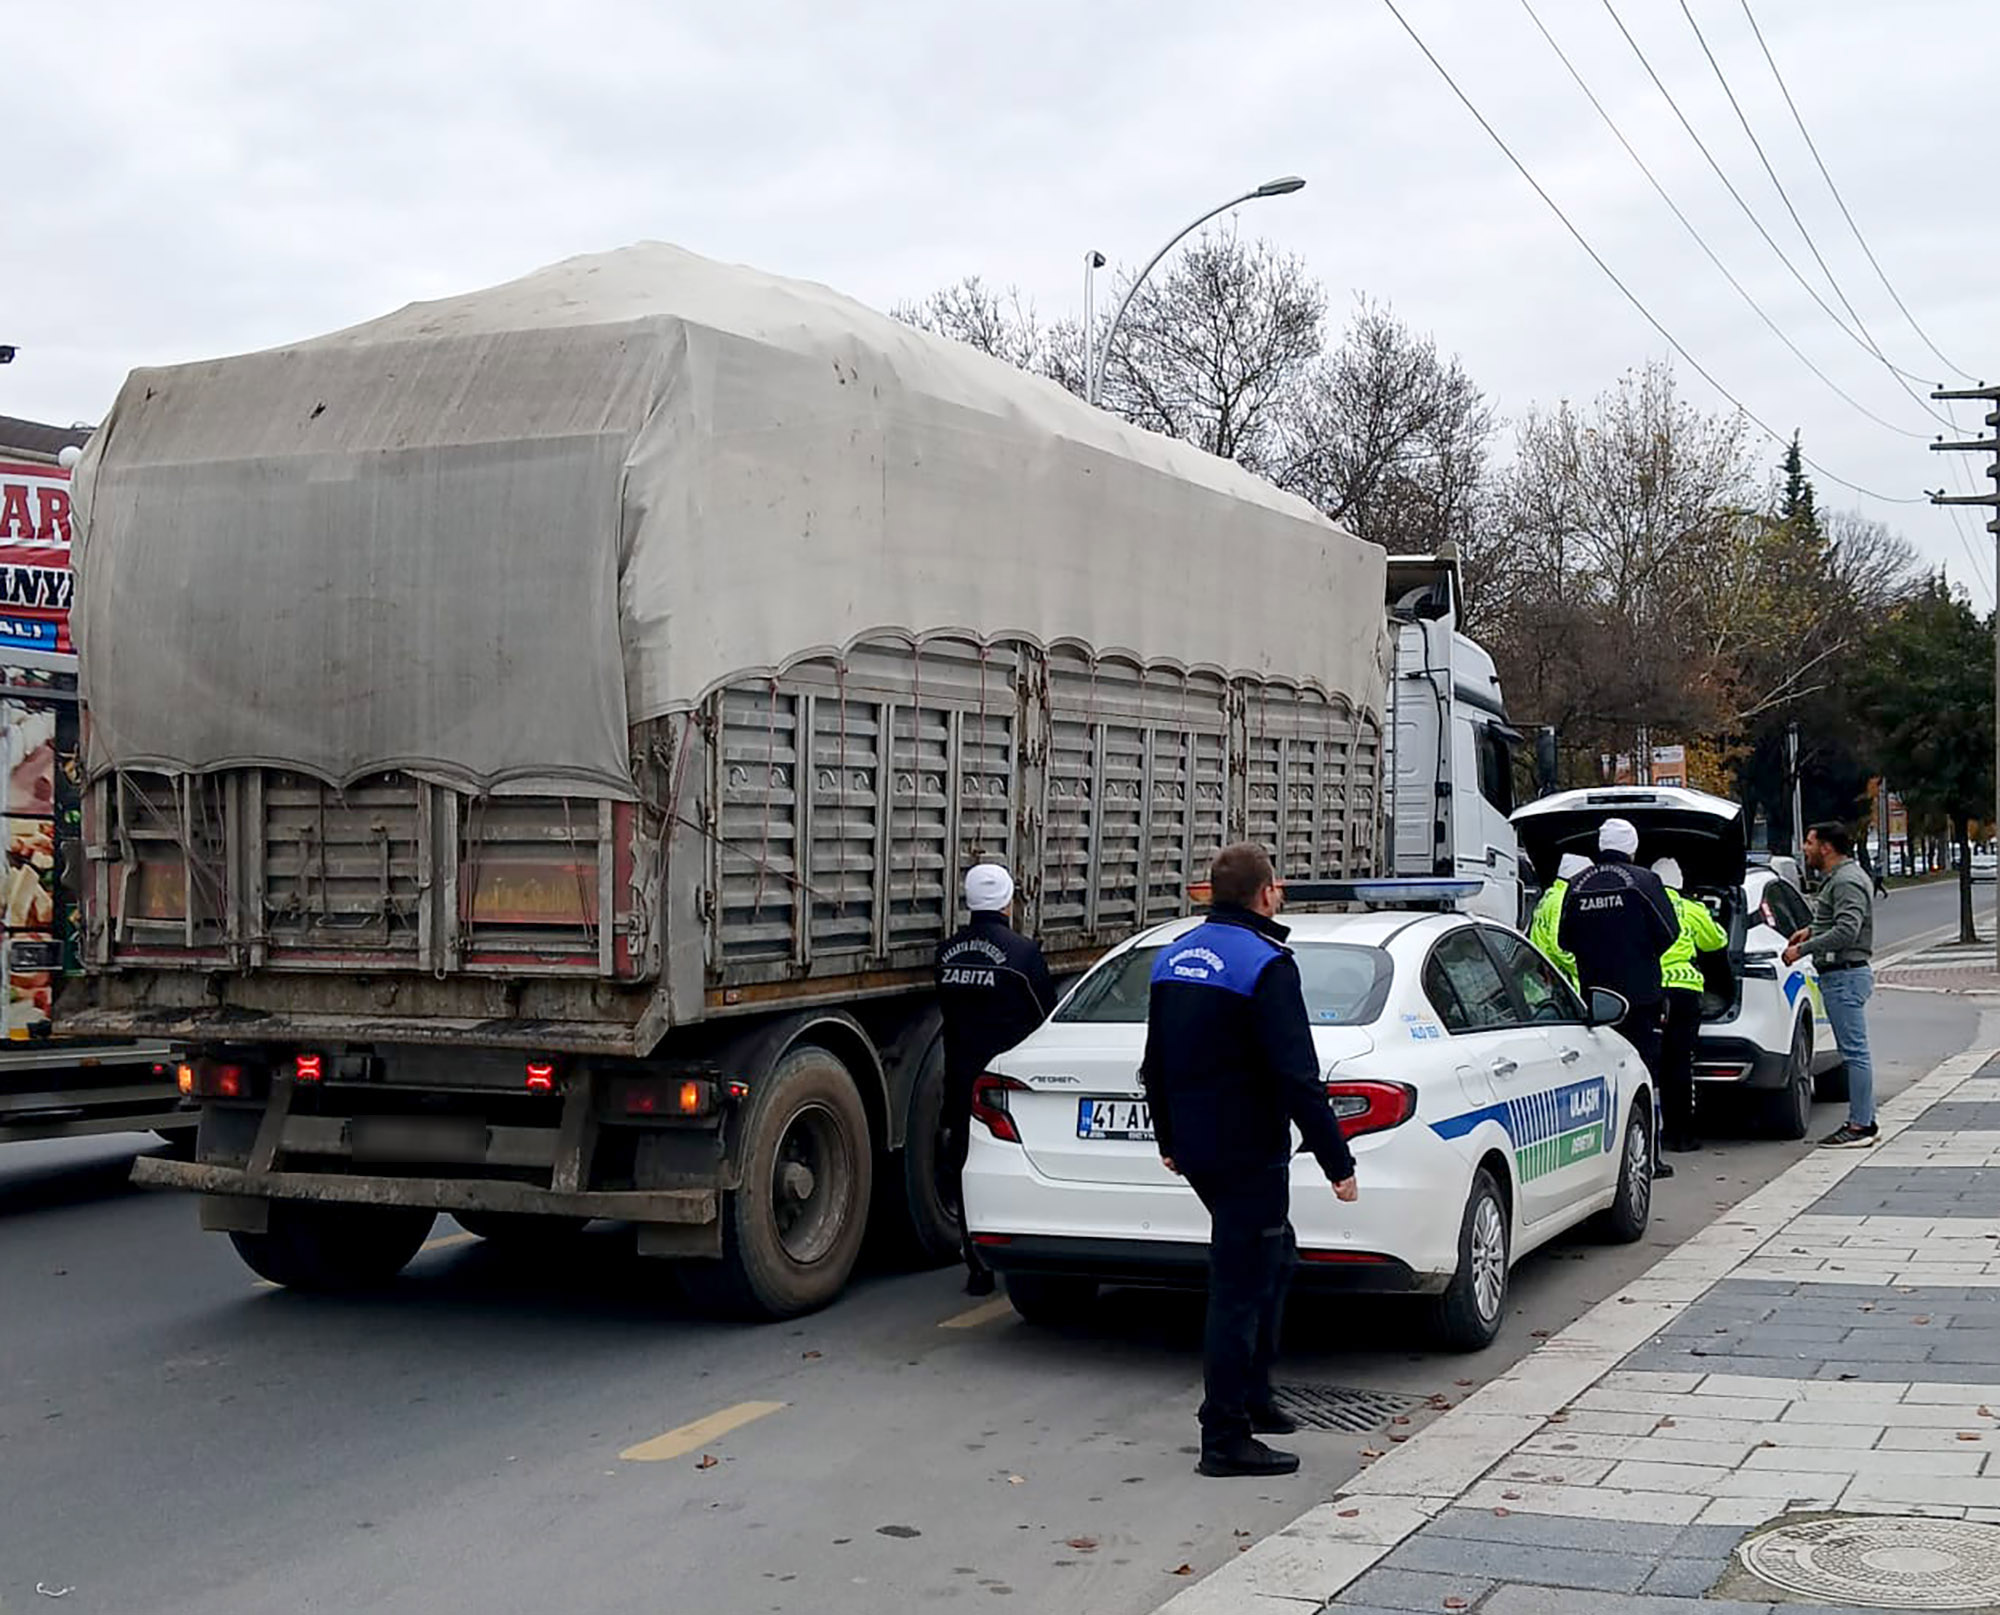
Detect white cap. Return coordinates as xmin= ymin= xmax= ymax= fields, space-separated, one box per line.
xmin=1557 ymin=853 xmax=1591 ymax=882
xmin=964 ymin=863 xmax=1014 ymax=912
xmin=1598 ymin=817 xmax=1640 ymax=857
xmin=1652 ymin=856 xmax=1684 ymax=891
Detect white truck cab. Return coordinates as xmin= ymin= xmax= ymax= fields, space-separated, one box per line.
xmin=1383 ymin=556 xmax=1523 ymax=927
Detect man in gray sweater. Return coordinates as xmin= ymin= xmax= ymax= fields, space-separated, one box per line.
xmin=1783 ymin=821 xmax=1877 ymax=1148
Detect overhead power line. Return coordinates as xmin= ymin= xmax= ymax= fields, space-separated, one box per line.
xmin=1517 ymin=0 xmax=1932 ymax=442
xmin=1377 ymin=0 xmax=1924 ymax=505
xmin=1674 ymin=0 xmax=1959 ymax=432
xmin=1737 ymin=0 xmax=1978 ymax=386
xmin=1597 ymin=0 xmax=1952 ymax=424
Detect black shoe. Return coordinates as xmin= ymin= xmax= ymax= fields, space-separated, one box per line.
xmin=964 ymin=1266 xmax=996 ymax=1298
xmin=1197 ymin=1436 xmax=1300 ymax=1478
xmin=1249 ymin=1402 xmax=1299 ymax=1436
xmin=1653 ymin=1159 xmax=1676 ymax=1180
xmin=1820 ymin=1121 xmax=1879 ymax=1150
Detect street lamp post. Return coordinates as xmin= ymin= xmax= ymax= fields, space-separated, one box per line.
xmin=1085 ymin=175 xmax=1306 ymax=406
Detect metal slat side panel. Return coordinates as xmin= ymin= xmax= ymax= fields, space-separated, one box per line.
xmin=806 ymin=685 xmax=882 ymax=963
xmin=888 ymin=694 xmax=951 ymax=952
xmin=260 ymin=773 xmax=425 ymax=958
xmin=715 ymin=683 xmax=801 ymax=967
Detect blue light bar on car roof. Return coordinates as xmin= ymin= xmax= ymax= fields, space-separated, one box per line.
xmin=1187 ymin=878 xmax=1482 ymax=911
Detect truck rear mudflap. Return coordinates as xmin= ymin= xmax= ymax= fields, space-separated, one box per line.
xmin=129 ymin=1156 xmax=714 ymax=1227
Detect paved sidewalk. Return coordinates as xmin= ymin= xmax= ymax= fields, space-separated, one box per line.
xmin=1881 ymin=938 xmax=2000 ymax=997
xmin=1158 ymin=1043 xmax=2000 ymax=1614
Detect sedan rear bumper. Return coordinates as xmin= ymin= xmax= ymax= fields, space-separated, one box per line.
xmin=1693 ymin=1036 xmax=1790 ymax=1089
xmin=974 ymin=1232 xmax=1440 ymax=1295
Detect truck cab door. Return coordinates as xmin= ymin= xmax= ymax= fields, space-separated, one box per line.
xmin=1453 ymin=713 xmax=1522 ymax=925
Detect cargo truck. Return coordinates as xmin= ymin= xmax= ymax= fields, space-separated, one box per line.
xmin=73 ymin=244 xmax=1518 ymax=1315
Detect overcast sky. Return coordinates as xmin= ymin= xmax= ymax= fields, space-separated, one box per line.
xmin=8 ymin=0 xmax=1994 ymax=597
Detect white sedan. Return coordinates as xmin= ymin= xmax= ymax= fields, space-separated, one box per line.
xmin=962 ymin=907 xmax=1654 ymax=1350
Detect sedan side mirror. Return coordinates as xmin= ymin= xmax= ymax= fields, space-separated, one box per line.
xmin=1586 ymin=988 xmax=1628 ymax=1028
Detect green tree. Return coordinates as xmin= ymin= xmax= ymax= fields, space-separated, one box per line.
xmin=1778 ymin=430 xmax=1822 ymax=545
xmin=1852 ymin=578 xmax=1996 ymax=942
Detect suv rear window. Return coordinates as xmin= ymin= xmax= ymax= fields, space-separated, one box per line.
xmin=1056 ymin=942 xmax=1394 ymax=1026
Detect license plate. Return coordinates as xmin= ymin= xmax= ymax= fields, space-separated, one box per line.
xmin=1077 ymin=1098 xmax=1153 ymax=1141
xmin=348 ymin=1116 xmax=488 ymax=1165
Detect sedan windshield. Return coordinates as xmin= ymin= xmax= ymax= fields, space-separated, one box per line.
xmin=1055 ymin=941 xmax=1394 ymax=1026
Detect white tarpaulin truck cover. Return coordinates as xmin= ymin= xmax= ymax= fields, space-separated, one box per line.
xmin=73 ymin=242 xmax=1388 ymax=797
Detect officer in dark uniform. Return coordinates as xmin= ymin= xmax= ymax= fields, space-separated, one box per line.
xmin=1140 ymin=842 xmax=1358 ymax=1479
xmin=936 ymin=863 xmax=1058 ymax=1295
xmin=1558 ymin=816 xmax=1679 ymax=1177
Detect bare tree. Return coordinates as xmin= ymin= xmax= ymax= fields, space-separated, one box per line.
xmin=1095 ymin=230 xmax=1324 ymax=470
xmin=891 ymin=277 xmax=1086 ymax=391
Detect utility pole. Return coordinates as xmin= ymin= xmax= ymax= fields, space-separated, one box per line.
xmin=1786 ymin=722 xmax=1803 ymax=865
xmin=1930 ymin=383 xmax=2000 ymax=967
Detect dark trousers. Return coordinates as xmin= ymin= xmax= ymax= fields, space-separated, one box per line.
xmin=1186 ymin=1165 xmax=1296 ymax=1446
xmin=1660 ymin=989 xmax=1702 ymax=1140
xmin=1615 ymin=1000 xmax=1666 ymax=1160
xmin=942 ymin=1066 xmax=988 ymax=1278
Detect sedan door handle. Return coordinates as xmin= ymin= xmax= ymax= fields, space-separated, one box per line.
xmin=1560 ymin=1047 xmax=1582 ymax=1064
xmin=1490 ymin=1059 xmax=1518 ymax=1079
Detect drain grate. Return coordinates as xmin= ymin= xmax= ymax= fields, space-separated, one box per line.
xmin=1268 ymin=1383 xmax=1425 ymax=1433
xmin=1740 ymin=1516 xmax=2000 ymax=1610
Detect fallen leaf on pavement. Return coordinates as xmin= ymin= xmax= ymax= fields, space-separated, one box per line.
xmin=1501 ymin=1491 xmax=1521 ymax=1501
xmin=1980 ymin=1406 xmax=1994 ymax=1419
xmin=1393 ymin=1415 xmax=1412 ymax=1425
xmin=1531 ymin=1329 xmax=1551 ymax=1339
xmin=1171 ymin=1564 xmax=1194 ymax=1577
xmin=1007 ymin=1475 xmax=1025 ymax=1485
xmin=695 ymin=1454 xmax=718 ymax=1471
xmin=1657 ymin=1418 xmax=1676 ymax=1429
xmin=1960 ymin=1433 xmax=1984 ymax=1442
xmin=1233 ymin=1530 xmax=1251 ymax=1539
xmin=1915 ymin=1317 xmax=1933 ymax=1326
xmin=1492 ymin=1507 xmax=1511 ymax=1517
xmin=1065 ymin=1538 xmax=1098 ymax=1553
xmin=1360 ymin=1448 xmax=1385 ymax=1459
xmin=1446 ymin=1600 xmax=1471 ymax=1610
xmin=1337 ymin=1510 xmax=1361 ymax=1519
xmin=1455 ymin=1379 xmax=1475 ymax=1387
xmin=802 ymin=1350 xmax=822 ymax=1360
xmin=1389 ymin=1434 xmax=1408 ymax=1444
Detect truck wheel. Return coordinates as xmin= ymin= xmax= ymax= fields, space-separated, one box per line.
xmin=1426 ymin=1169 xmax=1510 ymax=1351
xmin=1593 ymin=1095 xmax=1653 ymax=1244
xmin=1005 ymin=1274 xmax=1097 ymax=1327
xmin=687 ymin=1045 xmax=873 ymax=1320
xmin=1764 ymin=1021 xmax=1815 ymax=1141
xmin=229 ymin=1202 xmax=436 ymax=1292
xmin=876 ymin=1034 xmax=958 ymax=1267
xmin=454 ymin=1212 xmax=591 ymax=1247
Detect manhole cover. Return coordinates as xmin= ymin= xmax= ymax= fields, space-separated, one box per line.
xmin=1740 ymin=1516 xmax=2000 ymax=1609
xmin=1267 ymin=1383 xmax=1423 ymax=1433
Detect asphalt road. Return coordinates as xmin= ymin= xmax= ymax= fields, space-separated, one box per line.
xmin=0 ymin=878 xmax=1981 ymax=1615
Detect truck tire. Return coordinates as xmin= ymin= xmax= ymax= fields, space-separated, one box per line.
xmin=454 ymin=1212 xmax=591 ymax=1247
xmin=875 ymin=1033 xmax=958 ymax=1268
xmin=685 ymin=1045 xmax=874 ymax=1320
xmin=1426 ymin=1169 xmax=1510 ymax=1351
xmin=229 ymin=1202 xmax=436 ymax=1292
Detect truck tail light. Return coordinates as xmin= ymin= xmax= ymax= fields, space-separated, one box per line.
xmin=525 ymin=1061 xmax=557 ymax=1093
xmin=971 ymin=1074 xmax=1028 ymax=1144
xmin=182 ymin=1060 xmax=254 ymax=1100
xmin=623 ymin=1078 xmax=715 ymax=1117
xmin=294 ymin=1053 xmax=324 ymax=1083
xmin=1324 ymin=1079 xmax=1416 ymax=1139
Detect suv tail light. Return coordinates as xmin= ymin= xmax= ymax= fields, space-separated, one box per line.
xmin=1324 ymin=1079 xmax=1416 ymax=1139
xmin=971 ymin=1074 xmax=1028 ymax=1143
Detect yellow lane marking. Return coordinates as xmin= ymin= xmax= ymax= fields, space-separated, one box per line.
xmin=939 ymin=1296 xmax=1014 ymax=1330
xmin=621 ymin=1400 xmax=787 ymax=1463
xmin=421 ymin=1230 xmax=482 ymax=1254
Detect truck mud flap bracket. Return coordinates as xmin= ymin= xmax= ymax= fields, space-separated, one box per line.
xmin=131 ymin=1156 xmax=716 ymax=1226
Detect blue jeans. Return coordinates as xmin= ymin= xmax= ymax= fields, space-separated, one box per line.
xmin=1820 ymin=966 xmax=1876 ymax=1127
